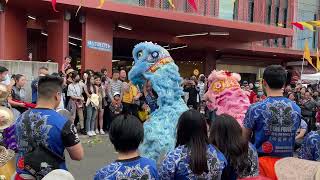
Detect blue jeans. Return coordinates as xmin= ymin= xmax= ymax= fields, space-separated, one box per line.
xmin=86 ymin=104 xmax=97 ymax=132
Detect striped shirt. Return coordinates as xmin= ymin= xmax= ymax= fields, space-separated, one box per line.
xmin=109 ymin=80 xmax=123 ymax=100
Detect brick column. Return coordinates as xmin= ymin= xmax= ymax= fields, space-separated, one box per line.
xmin=0 ymin=5 xmax=27 ymax=60
xmin=47 ymin=13 xmax=69 ymax=70
xmin=237 ymin=0 xmax=249 ymax=21
xmin=253 ymin=0 xmax=266 ymax=23
xmin=81 ymin=12 xmax=113 ymax=73
xmin=287 ymin=0 xmax=295 ymax=48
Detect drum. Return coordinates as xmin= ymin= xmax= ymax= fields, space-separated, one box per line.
xmin=0 ymin=84 xmax=9 ymax=103
xmin=0 ymin=107 xmax=14 ymax=130
xmin=0 ymin=146 xmax=15 ymax=179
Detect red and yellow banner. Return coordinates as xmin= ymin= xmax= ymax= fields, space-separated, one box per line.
xmin=188 ymin=0 xmax=197 ymax=12
xmin=292 ymin=20 xmax=320 ymax=31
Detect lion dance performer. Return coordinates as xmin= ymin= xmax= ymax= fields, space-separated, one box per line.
xmin=129 ymin=42 xmax=188 ymax=161
xmin=204 ymin=70 xmax=250 ymax=125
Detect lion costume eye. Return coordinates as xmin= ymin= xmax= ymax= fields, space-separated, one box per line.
xmin=151 ymin=51 xmax=159 ymax=58
xmin=137 ymin=51 xmax=143 ymax=58
xmin=211 ymin=81 xmax=225 ymax=93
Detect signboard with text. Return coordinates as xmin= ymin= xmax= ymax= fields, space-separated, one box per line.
xmin=87 ymin=40 xmax=112 ymax=52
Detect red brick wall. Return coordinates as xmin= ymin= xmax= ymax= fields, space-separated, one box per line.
xmin=0 ymin=6 xmax=27 ymax=60
xmin=81 ymin=12 xmax=113 ymax=73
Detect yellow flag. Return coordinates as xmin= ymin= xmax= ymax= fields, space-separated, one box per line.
xmin=317 ymin=48 xmax=320 ymax=71
xmin=168 ymin=0 xmax=175 ymax=8
xmin=97 ymin=0 xmax=105 ymax=8
xmin=304 ymin=39 xmax=315 ymax=68
xmin=307 ymin=21 xmax=320 ymax=27
xmin=277 ymin=23 xmax=284 ymax=27
xmin=299 ymin=22 xmax=315 ymax=31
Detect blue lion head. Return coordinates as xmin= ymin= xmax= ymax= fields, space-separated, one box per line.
xmin=128 ymin=42 xmax=172 ymax=86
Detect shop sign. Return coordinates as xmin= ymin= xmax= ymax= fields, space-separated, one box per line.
xmin=87 ymin=40 xmax=112 ymax=52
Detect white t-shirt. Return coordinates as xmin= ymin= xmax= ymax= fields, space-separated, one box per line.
xmin=67 ymin=83 xmax=83 ymax=97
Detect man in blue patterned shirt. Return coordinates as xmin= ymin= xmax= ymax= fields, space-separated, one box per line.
xmin=243 ymin=65 xmax=301 ymax=157
xmin=298 ymin=131 xmax=320 ymax=161
xmin=15 ymin=75 xmax=84 ymax=179
xmin=94 ymin=115 xmax=159 ymax=180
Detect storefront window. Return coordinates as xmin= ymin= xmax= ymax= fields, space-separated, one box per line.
xmin=248 ymin=0 xmax=254 ymax=22
xmin=116 ymin=0 xmax=144 ymax=6
xmin=219 ymin=0 xmax=234 ymax=20
xmin=233 ymin=0 xmax=239 ymax=20
xmin=162 ymin=0 xmax=170 ymax=9
xmin=295 ymin=0 xmax=319 ymax=50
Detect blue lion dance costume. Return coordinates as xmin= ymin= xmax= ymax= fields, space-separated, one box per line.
xmin=129 ymin=42 xmax=188 ymax=161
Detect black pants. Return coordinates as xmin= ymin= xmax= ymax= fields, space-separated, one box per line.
xmin=305 ymin=116 xmax=317 ymax=132
xmin=103 ymin=104 xmax=112 ymax=131
xmin=187 ymin=102 xmax=199 ymax=110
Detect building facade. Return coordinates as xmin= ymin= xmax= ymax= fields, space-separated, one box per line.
xmin=0 ymin=0 xmax=319 ymax=80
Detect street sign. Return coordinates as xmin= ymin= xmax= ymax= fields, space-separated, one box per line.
xmin=87 ymin=40 xmax=112 ymax=52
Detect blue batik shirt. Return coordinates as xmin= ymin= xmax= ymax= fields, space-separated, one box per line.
xmin=243 ymin=97 xmax=301 ymax=157
xmin=15 ymin=109 xmax=80 ymax=175
xmin=159 ymin=144 xmax=227 ymax=180
xmin=31 ymin=79 xmax=38 ymax=103
xmin=94 ymin=156 xmax=159 ymax=180
xmin=298 ymin=131 xmax=320 ymax=161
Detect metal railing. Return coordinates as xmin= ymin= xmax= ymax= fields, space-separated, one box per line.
xmin=112 ymin=0 xmax=292 ymax=26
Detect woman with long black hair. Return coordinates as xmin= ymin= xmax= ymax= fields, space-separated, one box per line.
xmin=159 ymin=109 xmax=227 ymax=179
xmin=209 ymin=114 xmax=259 ymax=180
xmin=84 ymin=75 xmax=98 ymax=137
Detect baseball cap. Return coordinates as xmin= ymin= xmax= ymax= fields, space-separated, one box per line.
xmin=113 ymin=92 xmax=120 ymax=97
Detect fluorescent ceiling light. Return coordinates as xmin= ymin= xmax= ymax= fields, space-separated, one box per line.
xmin=176 ymin=33 xmax=208 ymax=38
xmin=69 ymin=36 xmax=82 ymax=41
xmin=112 ymin=60 xmax=120 ymax=62
xmin=41 ymin=32 xmax=48 ymax=36
xmin=209 ymin=32 xmax=230 ymax=36
xmin=68 ymin=42 xmax=77 ymax=46
xmin=28 ymin=16 xmax=36 ymax=20
xmin=118 ymin=24 xmax=132 ymax=31
xmin=167 ymin=45 xmax=188 ymax=51
xmin=79 ymin=45 xmax=82 ymax=48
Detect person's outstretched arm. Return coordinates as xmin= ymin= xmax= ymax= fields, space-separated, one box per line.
xmin=62 ymin=120 xmax=84 ymax=161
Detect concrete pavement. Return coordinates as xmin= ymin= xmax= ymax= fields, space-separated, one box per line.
xmin=66 ymin=134 xmax=117 ymax=180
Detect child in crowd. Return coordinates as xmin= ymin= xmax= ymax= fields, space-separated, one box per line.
xmin=94 ymin=114 xmax=159 ymax=180
xmin=94 ymin=74 xmax=106 ymax=135
xmin=109 ymin=92 xmax=123 ymax=118
xmin=137 ymin=98 xmax=150 ymax=123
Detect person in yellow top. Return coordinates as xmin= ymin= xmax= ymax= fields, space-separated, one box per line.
xmin=122 ymin=81 xmax=142 ymax=116
xmin=138 ymin=100 xmax=151 ymax=123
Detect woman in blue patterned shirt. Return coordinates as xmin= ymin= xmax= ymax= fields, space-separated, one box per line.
xmin=159 ymin=109 xmax=227 ymax=179
xmin=210 ymin=114 xmax=259 ymax=180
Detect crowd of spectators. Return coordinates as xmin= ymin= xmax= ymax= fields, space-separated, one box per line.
xmin=2 ymin=62 xmax=320 ymax=179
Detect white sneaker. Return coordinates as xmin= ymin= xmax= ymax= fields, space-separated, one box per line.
xmin=100 ymin=129 xmax=105 ymax=135
xmin=92 ymin=131 xmax=97 ymax=136
xmin=87 ymin=131 xmax=92 ymax=137
xmin=95 ymin=129 xmax=100 ymax=134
